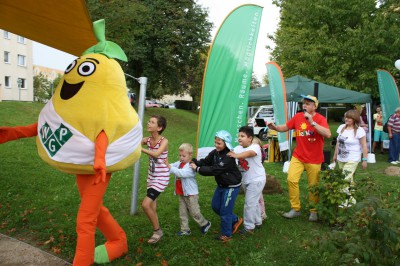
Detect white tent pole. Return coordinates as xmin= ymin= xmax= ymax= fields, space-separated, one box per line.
xmin=366 ymin=102 xmax=372 ymax=152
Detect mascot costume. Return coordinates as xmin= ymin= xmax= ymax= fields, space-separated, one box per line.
xmin=0 ymin=19 xmax=142 ymax=265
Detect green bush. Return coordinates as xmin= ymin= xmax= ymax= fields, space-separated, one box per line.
xmin=328 ymin=108 xmax=347 ymax=122
xmin=310 ymin=168 xmax=400 ymax=265
xmin=175 ymin=100 xmax=198 ymax=110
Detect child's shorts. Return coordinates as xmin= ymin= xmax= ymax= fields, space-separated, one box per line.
xmin=147 ymin=188 xmax=161 ymax=201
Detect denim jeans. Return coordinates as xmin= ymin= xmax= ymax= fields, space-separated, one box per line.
xmin=389 ymin=133 xmax=400 ymax=162
xmin=211 ymin=186 xmax=240 ymax=237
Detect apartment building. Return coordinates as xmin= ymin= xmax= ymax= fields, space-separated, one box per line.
xmin=33 ymin=65 xmax=63 ymax=82
xmin=0 ymin=30 xmax=34 ymax=102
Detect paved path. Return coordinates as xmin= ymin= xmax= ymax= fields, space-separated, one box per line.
xmin=0 ymin=233 xmax=71 ymax=266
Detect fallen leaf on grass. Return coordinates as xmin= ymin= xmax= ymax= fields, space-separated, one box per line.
xmin=161 ymin=259 xmax=168 ymax=266
xmin=21 ymin=209 xmax=33 ymax=217
xmin=135 ymin=263 xmax=143 ymax=266
xmin=52 ymin=246 xmax=61 ymax=254
xmin=137 ymin=247 xmax=142 ymax=254
xmin=44 ymin=236 xmax=55 ymax=245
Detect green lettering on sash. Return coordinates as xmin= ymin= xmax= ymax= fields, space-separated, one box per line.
xmin=40 ymin=122 xmax=74 ymax=157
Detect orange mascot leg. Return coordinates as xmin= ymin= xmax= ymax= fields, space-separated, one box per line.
xmin=73 ymin=131 xmax=128 ymax=265
xmin=96 ymin=205 xmax=128 ymax=261
xmin=73 ymin=173 xmax=110 ymax=266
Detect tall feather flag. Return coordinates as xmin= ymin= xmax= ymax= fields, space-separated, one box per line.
xmin=266 ymin=62 xmax=289 ymax=151
xmin=377 ymin=69 xmax=400 ymax=123
xmin=196 ymin=5 xmax=263 ymax=158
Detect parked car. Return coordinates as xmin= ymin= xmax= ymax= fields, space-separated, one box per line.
xmin=167 ymin=103 xmax=176 ymax=109
xmin=155 ymin=101 xmax=168 ymax=108
xmin=247 ymin=105 xmax=274 ymax=140
xmin=145 ymin=100 xmax=161 ymax=108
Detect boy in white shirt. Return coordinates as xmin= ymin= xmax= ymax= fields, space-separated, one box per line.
xmin=228 ymin=126 xmax=266 ymax=234
xmin=166 ymin=143 xmax=211 ymax=236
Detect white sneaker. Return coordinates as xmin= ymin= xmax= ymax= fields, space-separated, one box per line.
xmin=282 ymin=209 xmax=301 ymax=219
xmin=390 ymin=161 xmax=398 ymax=165
xmin=261 ymin=211 xmax=268 ymax=220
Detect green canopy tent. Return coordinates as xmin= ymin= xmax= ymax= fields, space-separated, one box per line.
xmin=249 ymin=75 xmax=373 ymax=151
xmin=249 ymin=75 xmax=371 ymax=103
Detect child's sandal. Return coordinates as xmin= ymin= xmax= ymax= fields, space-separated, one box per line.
xmin=148 ymin=229 xmax=163 ymax=244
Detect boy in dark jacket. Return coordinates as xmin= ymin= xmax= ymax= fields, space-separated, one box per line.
xmin=190 ymin=130 xmax=242 ymax=242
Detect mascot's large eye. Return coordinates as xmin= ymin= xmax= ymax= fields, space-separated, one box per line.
xmin=65 ymin=60 xmax=77 ymax=74
xmin=78 ymin=62 xmax=96 ymax=77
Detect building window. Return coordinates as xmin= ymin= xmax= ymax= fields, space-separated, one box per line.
xmin=3 ymin=31 xmax=10 ymax=39
xmin=18 ymin=78 xmax=26 ymax=89
xmin=5 ymin=76 xmax=11 ymax=88
xmin=4 ymin=51 xmax=10 ymax=63
xmin=17 ymin=36 xmax=25 ymax=44
xmin=18 ymin=55 xmax=26 ymax=66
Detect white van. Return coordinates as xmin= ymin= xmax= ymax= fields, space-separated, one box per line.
xmin=247 ymin=105 xmax=274 ymax=140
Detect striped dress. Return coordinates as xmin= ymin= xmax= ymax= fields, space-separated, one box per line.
xmin=146 ymin=137 xmax=170 ymax=192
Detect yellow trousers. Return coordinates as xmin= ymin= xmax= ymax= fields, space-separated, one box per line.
xmin=287 ymin=157 xmax=321 ymax=212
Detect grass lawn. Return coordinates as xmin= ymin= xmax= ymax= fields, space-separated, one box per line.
xmin=0 ymin=102 xmax=399 ymax=265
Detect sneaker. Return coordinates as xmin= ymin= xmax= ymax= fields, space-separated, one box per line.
xmin=309 ymin=212 xmax=318 ymax=222
xmin=200 ymin=221 xmax=211 ymax=234
xmin=215 ymin=235 xmax=232 ymax=242
xmin=176 ymin=230 xmax=191 ymax=236
xmin=282 ymin=209 xmax=301 ymax=219
xmin=232 ymin=217 xmax=243 ymax=234
xmin=239 ymin=228 xmax=254 ymax=235
xmin=390 ymin=161 xmax=398 ymax=164
xmin=255 ymin=224 xmax=262 ymax=229
xmin=261 ymin=212 xmax=268 ymax=220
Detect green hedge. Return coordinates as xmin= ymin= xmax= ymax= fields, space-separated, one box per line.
xmin=175 ymin=100 xmax=199 ymax=110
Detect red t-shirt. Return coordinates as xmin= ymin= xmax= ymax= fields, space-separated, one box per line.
xmin=286 ymin=112 xmax=329 ymax=164
xmin=175 ymin=162 xmax=185 ymax=195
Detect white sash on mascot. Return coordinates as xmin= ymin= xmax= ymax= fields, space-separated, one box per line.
xmin=38 ymin=101 xmax=142 ymax=166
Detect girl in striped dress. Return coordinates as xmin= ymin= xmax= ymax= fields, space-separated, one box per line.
xmin=141 ymin=115 xmax=169 ymax=244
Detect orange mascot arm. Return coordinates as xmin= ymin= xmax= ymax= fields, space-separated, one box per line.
xmin=0 ymin=123 xmax=38 ymax=144
xmin=94 ymin=130 xmax=108 ymax=184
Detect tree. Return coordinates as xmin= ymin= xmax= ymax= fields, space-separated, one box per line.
xmin=33 ymin=73 xmax=52 ymax=103
xmin=250 ymin=73 xmax=262 ymax=89
xmin=269 ymin=0 xmax=400 ymax=98
xmin=86 ymin=0 xmax=212 ymax=99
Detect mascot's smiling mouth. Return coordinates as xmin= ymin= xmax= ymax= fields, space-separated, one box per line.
xmin=60 ymin=80 xmax=85 ymax=100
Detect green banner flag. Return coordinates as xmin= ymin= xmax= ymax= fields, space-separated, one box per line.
xmin=196 ymin=5 xmax=263 ymax=158
xmin=377 ymin=69 xmax=400 ymax=122
xmin=267 ymin=62 xmax=289 ymax=151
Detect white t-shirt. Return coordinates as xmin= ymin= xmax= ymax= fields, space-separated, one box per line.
xmin=336 ymin=124 xmax=366 ymax=162
xmin=234 ymin=143 xmax=266 ymax=185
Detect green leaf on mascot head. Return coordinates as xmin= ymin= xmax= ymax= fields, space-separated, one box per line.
xmin=82 ymin=19 xmax=128 ymax=62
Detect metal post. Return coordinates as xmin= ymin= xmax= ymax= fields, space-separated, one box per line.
xmin=124 ymin=74 xmax=147 ymax=215
xmin=17 ymin=78 xmax=22 ymax=101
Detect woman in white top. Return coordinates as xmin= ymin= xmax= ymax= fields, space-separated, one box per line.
xmin=332 ymin=109 xmax=368 ymax=206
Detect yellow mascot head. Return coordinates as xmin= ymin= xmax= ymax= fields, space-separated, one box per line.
xmin=37 ymin=19 xmax=142 ymax=174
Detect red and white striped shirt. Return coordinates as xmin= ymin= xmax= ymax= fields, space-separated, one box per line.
xmin=146 ymin=137 xmax=169 ymax=192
